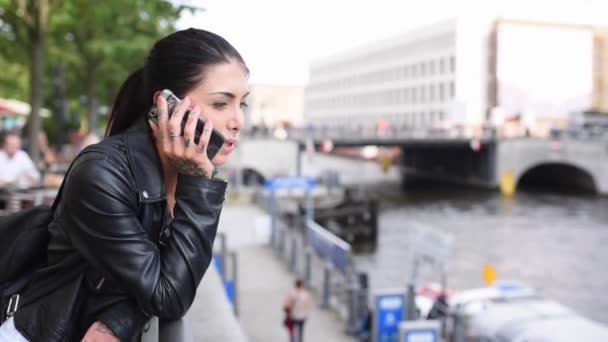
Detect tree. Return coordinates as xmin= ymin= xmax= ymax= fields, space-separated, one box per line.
xmin=0 ymin=0 xmax=61 ymax=163
xmin=0 ymin=0 xmax=199 ymax=159
xmin=50 ymin=0 xmax=198 ymax=132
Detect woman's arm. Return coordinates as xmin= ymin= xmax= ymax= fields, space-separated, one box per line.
xmin=82 ymin=321 xmax=120 ymax=342
xmin=63 ymin=155 xmax=226 ymax=320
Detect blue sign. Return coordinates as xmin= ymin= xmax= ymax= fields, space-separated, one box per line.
xmin=264 ymin=176 xmax=316 ymax=190
xmin=403 ymin=330 xmax=438 ymax=342
xmin=374 ymin=292 xmax=405 ymax=342
xmin=399 ymin=321 xmax=440 ymax=342
xmin=224 ymin=280 xmax=235 ymax=305
xmin=213 ymin=256 xmax=224 ymax=279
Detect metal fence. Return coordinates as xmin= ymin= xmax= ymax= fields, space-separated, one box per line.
xmin=271 ymin=216 xmax=369 ymax=336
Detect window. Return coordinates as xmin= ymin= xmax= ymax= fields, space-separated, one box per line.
xmin=449 ymin=82 xmax=455 ymax=99
xmin=420 ymin=86 xmax=426 ymax=103
xmin=420 ymin=62 xmax=426 ymax=77
xmin=449 ymin=56 xmax=456 ymax=73
xmin=429 ymin=84 xmax=435 ymax=102
xmin=439 ymin=83 xmax=445 ymax=102
xmin=439 ymin=58 xmax=446 ymax=74
xmin=429 ymin=60 xmax=435 ymax=75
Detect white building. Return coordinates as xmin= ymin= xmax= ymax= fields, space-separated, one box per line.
xmin=305 ymin=18 xmax=487 ymax=133
xmin=304 ymin=17 xmax=607 ymax=136
xmin=246 ymin=84 xmax=304 ymax=128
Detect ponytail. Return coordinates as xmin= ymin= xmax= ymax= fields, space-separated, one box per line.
xmin=106 ymin=29 xmax=248 ymax=137
xmin=105 ymin=68 xmax=148 ymax=137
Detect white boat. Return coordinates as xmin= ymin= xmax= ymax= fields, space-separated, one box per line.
xmin=418 ymin=281 xmax=608 ymax=341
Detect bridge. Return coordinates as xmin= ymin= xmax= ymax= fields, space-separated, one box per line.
xmin=227 ymin=132 xmax=608 ymax=195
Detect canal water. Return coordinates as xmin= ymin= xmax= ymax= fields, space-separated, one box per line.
xmin=301 ymin=152 xmax=608 ymax=324
xmin=353 ymin=186 xmax=608 ymax=325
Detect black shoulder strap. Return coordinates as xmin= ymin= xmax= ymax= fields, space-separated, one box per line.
xmin=50 ymin=162 xmax=75 ymax=212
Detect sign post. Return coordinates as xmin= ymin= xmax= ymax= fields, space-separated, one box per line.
xmin=264 ymin=176 xmax=316 ymax=245
xmin=373 ymin=290 xmax=406 ymax=342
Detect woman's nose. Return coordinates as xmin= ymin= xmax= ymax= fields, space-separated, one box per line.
xmin=228 ymin=110 xmax=244 ymax=133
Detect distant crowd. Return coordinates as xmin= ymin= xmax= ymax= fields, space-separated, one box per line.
xmin=0 ymin=128 xmax=100 ymax=190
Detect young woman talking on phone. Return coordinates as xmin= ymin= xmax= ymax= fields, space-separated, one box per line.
xmin=0 ymin=28 xmax=248 ymax=342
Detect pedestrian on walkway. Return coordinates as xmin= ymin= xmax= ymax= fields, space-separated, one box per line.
xmin=284 ymin=279 xmax=312 ymax=342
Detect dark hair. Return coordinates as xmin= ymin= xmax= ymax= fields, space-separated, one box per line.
xmin=295 ymin=279 xmax=304 ymax=288
xmin=106 ymin=28 xmax=247 ymax=136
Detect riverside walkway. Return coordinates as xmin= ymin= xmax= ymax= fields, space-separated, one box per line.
xmin=217 ymin=201 xmax=357 ymax=342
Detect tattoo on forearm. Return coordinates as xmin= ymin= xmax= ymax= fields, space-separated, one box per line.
xmin=95 ymin=322 xmax=117 ymax=336
xmin=185 ymin=138 xmax=191 ymax=147
xmin=170 ymin=158 xmax=209 ymax=177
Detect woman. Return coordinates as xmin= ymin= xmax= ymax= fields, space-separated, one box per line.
xmin=284 ymin=279 xmax=312 ymax=342
xmin=0 ymin=28 xmax=248 ymax=341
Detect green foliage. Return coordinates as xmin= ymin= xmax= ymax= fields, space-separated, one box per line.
xmin=0 ymin=0 xmax=200 ymax=126
xmin=0 ymin=56 xmax=28 ymax=100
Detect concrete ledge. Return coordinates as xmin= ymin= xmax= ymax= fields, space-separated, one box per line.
xmin=189 ymin=263 xmax=247 ymax=341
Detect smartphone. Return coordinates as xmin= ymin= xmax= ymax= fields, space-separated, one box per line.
xmin=148 ymin=89 xmax=225 ymax=160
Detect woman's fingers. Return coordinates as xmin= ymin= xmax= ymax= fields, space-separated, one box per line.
xmin=196 ymin=113 xmax=214 ymax=159
xmin=167 ymin=96 xmax=191 ymax=142
xmin=183 ymin=105 xmax=201 ymax=156
xmin=156 ymin=94 xmax=169 ymax=142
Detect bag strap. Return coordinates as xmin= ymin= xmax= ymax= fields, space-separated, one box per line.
xmin=49 ymin=161 xmax=75 ymax=212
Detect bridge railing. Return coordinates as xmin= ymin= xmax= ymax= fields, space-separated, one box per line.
xmin=281 ymin=125 xmax=497 ymax=142
xmin=243 ymin=123 xmax=608 ymax=143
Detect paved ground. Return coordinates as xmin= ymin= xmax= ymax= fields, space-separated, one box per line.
xmin=238 ymin=245 xmax=357 ymax=342
xmin=220 ymin=202 xmax=357 ymax=342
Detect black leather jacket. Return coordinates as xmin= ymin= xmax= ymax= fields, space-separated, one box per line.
xmin=14 ymin=117 xmax=227 ymax=341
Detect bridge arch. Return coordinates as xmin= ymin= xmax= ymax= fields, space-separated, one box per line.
xmin=241 ymin=167 xmax=266 ymax=186
xmin=516 ymin=162 xmax=597 ymax=194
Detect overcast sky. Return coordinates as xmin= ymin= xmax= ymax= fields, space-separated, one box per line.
xmin=176 ymin=0 xmax=608 ymax=86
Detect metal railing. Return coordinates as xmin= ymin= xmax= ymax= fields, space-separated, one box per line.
xmin=271 ymin=215 xmax=369 ymax=336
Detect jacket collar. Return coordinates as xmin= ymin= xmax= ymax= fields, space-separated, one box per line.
xmin=123 ymin=116 xmax=166 ymax=202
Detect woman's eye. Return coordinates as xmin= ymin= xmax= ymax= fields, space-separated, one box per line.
xmin=213 ymin=102 xmax=228 ymax=109
xmin=240 ymin=102 xmax=249 ymax=109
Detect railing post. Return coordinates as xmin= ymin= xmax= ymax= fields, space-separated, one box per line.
xmin=280 ymin=227 xmax=286 ymax=257
xmin=345 ymin=257 xmax=359 ymax=335
xmin=141 ymin=317 xmax=159 ymax=342
xmin=269 ymin=190 xmax=276 ymax=246
xmin=304 ymin=247 xmax=312 ymax=288
xmin=231 ymin=251 xmax=239 ymax=317
xmin=289 ymin=236 xmax=297 ymax=273
xmin=321 ymin=262 xmax=332 ymax=309
xmin=220 ymin=233 xmax=227 ymax=282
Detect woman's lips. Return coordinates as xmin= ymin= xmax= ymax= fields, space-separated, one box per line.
xmin=222 ymin=138 xmax=237 ymax=153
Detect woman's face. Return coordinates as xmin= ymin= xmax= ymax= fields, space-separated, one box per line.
xmin=187 ymin=60 xmax=248 ymax=166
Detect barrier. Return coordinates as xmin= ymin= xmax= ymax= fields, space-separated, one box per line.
xmin=270 ymin=214 xmax=368 ymax=336
xmin=212 ymin=233 xmax=239 ymax=316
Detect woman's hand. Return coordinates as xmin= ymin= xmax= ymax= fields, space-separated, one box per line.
xmin=81 ymin=321 xmax=120 ymax=342
xmin=149 ymin=95 xmax=215 ymax=178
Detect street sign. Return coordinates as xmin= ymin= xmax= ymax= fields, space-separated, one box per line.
xmin=373 ymin=290 xmax=406 ymax=342
xmin=399 ymin=320 xmax=440 ymax=342
xmin=264 ymin=176 xmax=316 ymax=190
